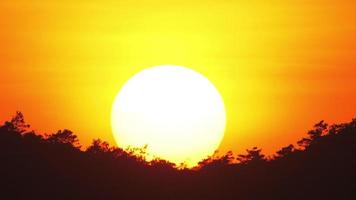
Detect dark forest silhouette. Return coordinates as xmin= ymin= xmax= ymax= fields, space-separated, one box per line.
xmin=1 ymin=112 xmax=356 ymax=200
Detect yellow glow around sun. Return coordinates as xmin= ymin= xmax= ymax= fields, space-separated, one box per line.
xmin=111 ymin=65 xmax=226 ymax=166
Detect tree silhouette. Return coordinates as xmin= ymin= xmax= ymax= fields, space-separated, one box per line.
xmin=275 ymin=144 xmax=295 ymax=158
xmin=237 ymin=147 xmax=266 ymax=164
xmin=0 ymin=111 xmax=30 ymax=134
xmin=197 ymin=150 xmax=234 ymax=170
xmin=86 ymin=138 xmax=110 ymax=154
xmin=297 ymin=120 xmax=328 ymax=148
xmin=0 ymin=112 xmax=356 ymax=200
xmin=46 ymin=129 xmax=80 ymax=148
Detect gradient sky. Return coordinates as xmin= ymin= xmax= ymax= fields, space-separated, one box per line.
xmin=1 ymin=0 xmax=355 ymax=156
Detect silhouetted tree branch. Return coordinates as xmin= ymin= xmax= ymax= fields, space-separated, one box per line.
xmin=86 ymin=139 xmax=110 ymax=154
xmin=237 ymin=147 xmax=266 ymax=164
xmin=46 ymin=129 xmax=80 ymax=148
xmin=297 ymin=120 xmax=328 ymax=148
xmin=0 ymin=111 xmax=30 ymax=134
xmin=275 ymin=144 xmax=295 ymax=158
xmin=197 ymin=151 xmax=234 ymax=170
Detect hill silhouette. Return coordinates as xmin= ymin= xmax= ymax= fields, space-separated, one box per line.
xmin=0 ymin=112 xmax=356 ymax=200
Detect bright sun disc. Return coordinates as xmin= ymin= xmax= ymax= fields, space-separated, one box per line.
xmin=111 ymin=65 xmax=226 ymax=167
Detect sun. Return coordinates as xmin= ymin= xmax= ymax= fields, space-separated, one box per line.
xmin=111 ymin=65 xmax=226 ymax=167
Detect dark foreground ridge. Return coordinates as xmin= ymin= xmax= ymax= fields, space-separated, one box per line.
xmin=1 ymin=112 xmax=356 ymax=200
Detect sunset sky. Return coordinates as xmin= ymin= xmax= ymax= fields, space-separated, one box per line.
xmin=1 ymin=0 xmax=355 ymax=157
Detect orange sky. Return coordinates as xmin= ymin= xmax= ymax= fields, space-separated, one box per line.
xmin=1 ymin=0 xmax=355 ymax=157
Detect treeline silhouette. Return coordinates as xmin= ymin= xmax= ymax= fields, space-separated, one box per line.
xmin=1 ymin=112 xmax=356 ymax=200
